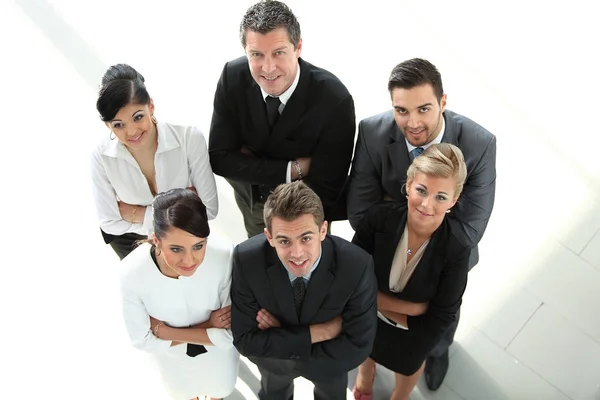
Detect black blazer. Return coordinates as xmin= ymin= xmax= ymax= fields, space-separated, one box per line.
xmin=352 ymin=202 xmax=470 ymax=358
xmin=208 ymin=57 xmax=356 ymax=220
xmin=231 ymin=234 xmax=377 ymax=381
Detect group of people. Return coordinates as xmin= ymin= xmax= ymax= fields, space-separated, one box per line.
xmin=90 ymin=1 xmax=496 ymax=399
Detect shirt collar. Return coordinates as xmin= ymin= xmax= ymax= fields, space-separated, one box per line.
xmin=260 ymin=64 xmax=301 ymax=106
xmin=405 ymin=116 xmax=445 ymax=152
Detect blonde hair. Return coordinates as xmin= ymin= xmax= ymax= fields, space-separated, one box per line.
xmin=263 ymin=181 xmax=324 ymax=233
xmin=407 ymin=143 xmax=467 ymax=198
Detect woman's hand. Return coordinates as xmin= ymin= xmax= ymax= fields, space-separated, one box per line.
xmin=118 ymin=201 xmax=145 ymax=223
xmin=208 ymin=306 xmax=231 ymax=329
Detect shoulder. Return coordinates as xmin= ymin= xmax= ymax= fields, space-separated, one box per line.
xmin=205 ymin=234 xmax=234 ymax=264
xmin=120 ymin=243 xmax=153 ymax=287
xmin=327 ymin=235 xmax=371 ymax=265
xmin=234 ymin=234 xmax=269 ymax=262
xmin=357 ymin=110 xmax=396 ymax=146
xmin=435 ymin=219 xmax=471 ymax=260
xmin=362 ymin=201 xmax=407 ymax=233
xmin=445 ymin=110 xmax=496 ymax=145
xmin=302 ymin=59 xmax=351 ymax=101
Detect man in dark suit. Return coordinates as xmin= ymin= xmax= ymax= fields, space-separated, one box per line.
xmin=231 ymin=181 xmax=377 ymax=400
xmin=347 ymin=58 xmax=497 ymax=390
xmin=208 ymin=0 xmax=355 ymax=238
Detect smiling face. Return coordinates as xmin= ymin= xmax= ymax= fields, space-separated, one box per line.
xmin=265 ymin=214 xmax=327 ymax=278
xmin=153 ymin=227 xmax=207 ymax=278
xmin=245 ymin=27 xmax=302 ymax=97
xmin=106 ymin=100 xmax=156 ymax=150
xmin=392 ymin=84 xmax=446 ymax=147
xmin=406 ymin=172 xmax=458 ymax=232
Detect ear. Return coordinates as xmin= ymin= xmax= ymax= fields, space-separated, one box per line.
xmin=151 ymin=233 xmax=159 ymax=247
xmin=149 ymin=98 xmax=155 ymax=114
xmin=295 ymin=38 xmax=303 ymax=57
xmin=320 ymin=221 xmax=328 ymax=240
xmin=449 ymin=196 xmax=459 ymax=209
xmin=439 ymin=93 xmax=447 ymax=113
xmin=264 ymin=228 xmax=275 ymax=247
xmin=406 ymin=179 xmax=413 ymax=194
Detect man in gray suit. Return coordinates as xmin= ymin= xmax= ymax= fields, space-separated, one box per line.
xmin=347 ymin=58 xmax=496 ymax=391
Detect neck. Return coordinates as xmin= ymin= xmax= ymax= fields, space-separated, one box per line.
xmin=406 ymin=218 xmax=435 ymax=242
xmin=155 ymin=248 xmax=179 ymax=278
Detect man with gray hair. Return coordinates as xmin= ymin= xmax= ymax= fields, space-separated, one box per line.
xmin=209 ymin=0 xmax=356 ymax=238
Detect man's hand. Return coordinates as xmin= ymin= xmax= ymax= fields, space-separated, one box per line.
xmin=186 ymin=186 xmax=198 ymax=195
xmin=309 ymin=315 xmax=343 ymax=343
xmin=256 ymin=308 xmax=281 ymax=330
xmin=291 ymin=157 xmax=311 ymax=180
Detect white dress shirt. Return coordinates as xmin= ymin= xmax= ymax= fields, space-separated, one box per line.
xmin=91 ymin=121 xmax=218 ymax=236
xmin=120 ymin=236 xmax=239 ymax=399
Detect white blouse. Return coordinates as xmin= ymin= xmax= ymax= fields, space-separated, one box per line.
xmin=120 ymin=237 xmax=239 ymax=399
xmin=91 ymin=121 xmax=218 ymax=236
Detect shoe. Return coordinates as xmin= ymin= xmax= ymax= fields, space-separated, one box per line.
xmin=424 ymin=349 xmax=449 ymax=391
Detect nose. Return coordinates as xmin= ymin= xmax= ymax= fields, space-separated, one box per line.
xmin=290 ymin=241 xmax=303 ymax=259
xmin=407 ymin=113 xmax=420 ymax=129
xmin=420 ymin=194 xmax=432 ymax=209
xmin=262 ymin=57 xmax=276 ymax=74
xmin=182 ymin=251 xmax=195 ymax=267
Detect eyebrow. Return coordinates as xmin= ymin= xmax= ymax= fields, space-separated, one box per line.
xmin=416 ymin=183 xmax=449 ymax=196
xmin=394 ymin=102 xmax=433 ymax=110
xmin=111 ymin=109 xmax=144 ymax=122
xmin=168 ymin=239 xmax=207 ymax=248
xmin=274 ymin=230 xmax=314 ymax=240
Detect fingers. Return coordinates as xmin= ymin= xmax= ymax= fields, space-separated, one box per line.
xmin=256 ymin=309 xmax=280 ymax=329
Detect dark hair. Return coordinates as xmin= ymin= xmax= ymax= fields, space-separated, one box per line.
xmin=388 ymin=58 xmax=444 ymax=102
xmin=152 ymin=188 xmax=210 ymax=240
xmin=240 ymin=0 xmax=301 ymax=49
xmin=263 ymin=181 xmax=324 ymax=233
xmin=96 ymin=64 xmax=150 ymax=122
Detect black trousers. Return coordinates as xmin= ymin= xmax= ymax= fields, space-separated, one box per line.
xmin=256 ymin=363 xmax=347 ymax=400
xmin=100 ymin=229 xmax=146 ymax=260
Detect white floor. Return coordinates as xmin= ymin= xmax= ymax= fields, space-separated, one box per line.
xmin=2 ymin=1 xmax=599 ymax=399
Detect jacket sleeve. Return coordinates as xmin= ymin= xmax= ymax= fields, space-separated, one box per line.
xmin=208 ymin=62 xmax=288 ymax=185
xmin=347 ymin=119 xmax=385 ymax=230
xmin=405 ymin=248 xmax=469 ymax=356
xmin=450 ymin=135 xmax=496 ymax=249
xmin=303 ymin=94 xmax=356 ymax=209
xmin=309 ymin=257 xmax=377 ymax=368
xmin=231 ymin=246 xmax=313 ymax=359
xmin=187 ymin=127 xmax=219 ymax=220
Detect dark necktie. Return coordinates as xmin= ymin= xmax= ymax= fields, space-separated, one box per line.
xmin=292 ymin=277 xmax=306 ymax=315
xmin=265 ymin=96 xmax=281 ymax=128
xmin=410 ymin=147 xmax=424 ymax=161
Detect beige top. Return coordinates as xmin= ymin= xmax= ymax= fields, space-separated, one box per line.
xmin=389 ymin=224 xmax=430 ymax=293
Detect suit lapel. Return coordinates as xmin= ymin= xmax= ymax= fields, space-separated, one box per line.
xmin=373 ymin=212 xmax=405 ymax=291
xmin=386 ymin=130 xmax=410 ymax=200
xmin=299 ymin=237 xmax=335 ymax=323
xmin=246 ymin=83 xmax=271 ymax=150
xmin=265 ymin=251 xmax=299 ymax=324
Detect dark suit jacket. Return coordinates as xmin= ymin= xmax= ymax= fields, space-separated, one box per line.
xmin=208 ymin=57 xmax=356 ymax=220
xmin=352 ymin=202 xmax=470 ymax=360
xmin=347 ymin=110 xmax=496 ymax=263
xmin=231 ymin=234 xmax=377 ymax=381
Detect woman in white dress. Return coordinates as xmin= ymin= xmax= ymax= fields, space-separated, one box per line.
xmin=120 ymin=188 xmax=239 ymax=399
xmin=92 ymin=64 xmax=218 ymax=259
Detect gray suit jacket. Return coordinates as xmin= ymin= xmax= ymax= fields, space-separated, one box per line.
xmin=347 ymin=109 xmax=496 ymax=267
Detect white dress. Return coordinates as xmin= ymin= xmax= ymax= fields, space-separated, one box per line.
xmin=120 ymin=236 xmax=240 ymax=399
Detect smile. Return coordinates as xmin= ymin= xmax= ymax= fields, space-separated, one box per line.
xmin=417 ymin=208 xmax=433 ymax=217
xmin=128 ymin=132 xmax=144 ymax=142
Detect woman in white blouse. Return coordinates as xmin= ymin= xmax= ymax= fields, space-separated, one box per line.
xmin=91 ymin=64 xmax=218 ymax=259
xmin=121 ymin=188 xmax=239 ymax=400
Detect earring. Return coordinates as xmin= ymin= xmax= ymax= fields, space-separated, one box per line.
xmin=406 ymin=194 xmax=409 ymax=199
xmin=109 ymin=131 xmax=115 ymax=140
xmin=151 ymin=115 xmax=157 ymax=124
xmin=155 ymin=246 xmax=162 ymax=256
xmin=446 ymin=209 xmax=451 ymax=214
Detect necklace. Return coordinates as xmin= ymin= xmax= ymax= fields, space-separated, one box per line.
xmin=407 ymin=239 xmax=429 ymax=256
